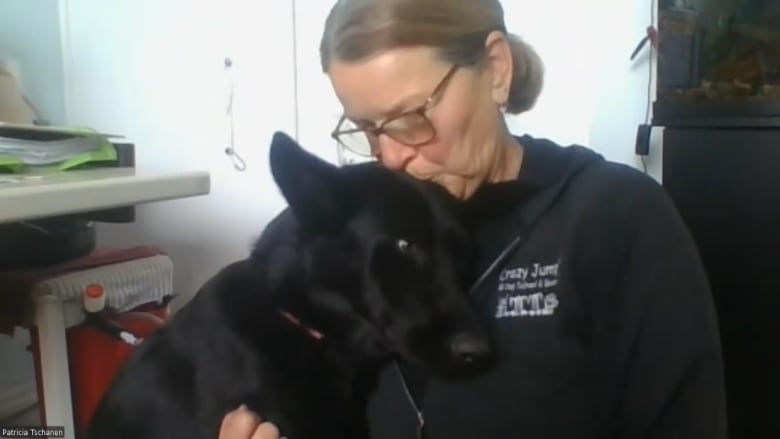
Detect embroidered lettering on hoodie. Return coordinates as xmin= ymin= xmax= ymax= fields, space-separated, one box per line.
xmin=495 ymin=259 xmax=561 ymax=318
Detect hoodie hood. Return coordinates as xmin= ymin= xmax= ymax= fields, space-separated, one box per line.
xmin=463 ymin=135 xmax=604 ymax=230
xmin=510 ymin=134 xmax=605 ymax=230
xmin=461 ymin=135 xmax=605 ymax=303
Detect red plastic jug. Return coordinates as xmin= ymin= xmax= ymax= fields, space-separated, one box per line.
xmin=65 ymin=284 xmax=168 ymax=437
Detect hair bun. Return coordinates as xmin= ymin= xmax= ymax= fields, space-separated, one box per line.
xmin=505 ymin=34 xmax=544 ymax=115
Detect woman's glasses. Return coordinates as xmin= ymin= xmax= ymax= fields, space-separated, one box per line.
xmin=331 ymin=65 xmax=459 ymax=158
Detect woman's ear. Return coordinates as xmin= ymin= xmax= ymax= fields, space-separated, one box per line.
xmin=483 ymin=31 xmax=514 ymax=108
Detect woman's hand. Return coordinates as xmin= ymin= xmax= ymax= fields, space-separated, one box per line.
xmin=218 ymin=405 xmax=280 ymax=439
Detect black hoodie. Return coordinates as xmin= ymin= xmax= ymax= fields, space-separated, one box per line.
xmin=366 ymin=135 xmax=728 ymax=438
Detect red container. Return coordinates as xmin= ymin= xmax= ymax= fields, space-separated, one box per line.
xmin=51 ymin=284 xmax=171 ymax=438
xmin=67 ymin=310 xmax=166 ymax=436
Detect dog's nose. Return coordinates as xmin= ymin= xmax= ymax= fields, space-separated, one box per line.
xmin=449 ymin=333 xmax=490 ymax=363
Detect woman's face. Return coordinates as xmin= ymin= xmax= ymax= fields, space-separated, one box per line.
xmin=328 ymin=46 xmax=511 ymax=199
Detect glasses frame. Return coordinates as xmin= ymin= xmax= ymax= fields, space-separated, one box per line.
xmin=331 ymin=65 xmax=460 ymax=157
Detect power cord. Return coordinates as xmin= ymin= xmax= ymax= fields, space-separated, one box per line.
xmin=632 ymin=0 xmax=657 ymax=174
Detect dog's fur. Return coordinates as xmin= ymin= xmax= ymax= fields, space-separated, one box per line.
xmin=87 ymin=132 xmax=493 ymax=439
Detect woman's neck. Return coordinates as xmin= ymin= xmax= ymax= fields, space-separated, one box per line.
xmin=486 ymin=133 xmax=524 ymax=184
xmin=435 ymin=132 xmax=524 ymax=201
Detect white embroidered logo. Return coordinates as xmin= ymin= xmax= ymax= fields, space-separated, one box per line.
xmin=495 ymin=259 xmax=561 ymax=319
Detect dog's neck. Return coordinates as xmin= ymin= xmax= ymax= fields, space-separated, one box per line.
xmin=273 ymin=286 xmax=391 ymax=363
xmin=249 ymin=211 xmax=392 ymax=362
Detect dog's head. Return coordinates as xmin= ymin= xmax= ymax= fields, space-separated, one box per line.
xmin=268 ymin=132 xmax=493 ymax=379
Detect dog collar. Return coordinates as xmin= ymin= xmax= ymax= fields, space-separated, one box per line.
xmin=278 ymin=310 xmax=325 ymax=341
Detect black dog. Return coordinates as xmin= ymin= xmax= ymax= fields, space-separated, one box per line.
xmin=87 ymin=132 xmax=493 ymax=439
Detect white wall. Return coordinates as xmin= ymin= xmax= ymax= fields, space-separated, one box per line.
xmin=61 ymin=0 xmax=297 ymax=308
xmin=0 ymin=0 xmax=67 ymax=124
xmin=584 ymin=0 xmax=663 ymax=180
xmin=506 ymin=0 xmax=661 ymax=181
xmin=292 ymin=1 xmax=350 ymax=165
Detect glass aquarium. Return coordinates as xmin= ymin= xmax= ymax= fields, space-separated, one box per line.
xmin=656 ymin=0 xmax=780 ymax=108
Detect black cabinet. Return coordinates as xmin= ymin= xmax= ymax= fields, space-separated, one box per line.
xmin=662 ymin=127 xmax=780 ymax=438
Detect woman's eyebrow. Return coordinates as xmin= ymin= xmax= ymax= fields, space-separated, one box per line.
xmin=383 ymin=93 xmax=426 ymax=117
xmin=346 ymin=93 xmax=427 ymax=126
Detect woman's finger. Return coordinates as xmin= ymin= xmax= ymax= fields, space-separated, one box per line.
xmin=219 ymin=405 xmax=263 ymax=438
xmin=251 ymin=421 xmax=281 ymax=439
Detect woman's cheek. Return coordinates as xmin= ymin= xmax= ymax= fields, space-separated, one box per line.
xmin=419 ymin=139 xmax=452 ymax=165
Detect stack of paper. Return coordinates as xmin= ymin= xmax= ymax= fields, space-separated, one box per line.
xmin=0 ymin=122 xmax=124 ymax=173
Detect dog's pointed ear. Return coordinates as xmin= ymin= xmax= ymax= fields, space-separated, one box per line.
xmin=269 ymin=131 xmax=354 ymax=233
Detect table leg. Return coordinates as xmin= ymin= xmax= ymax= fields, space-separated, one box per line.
xmin=34 ymin=295 xmax=75 ymax=439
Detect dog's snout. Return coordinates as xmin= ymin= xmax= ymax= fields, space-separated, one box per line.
xmin=449 ymin=333 xmax=490 ymax=363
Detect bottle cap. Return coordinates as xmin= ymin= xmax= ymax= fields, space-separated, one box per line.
xmin=83 ymin=283 xmax=106 ymax=313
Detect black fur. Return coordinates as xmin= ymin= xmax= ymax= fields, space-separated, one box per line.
xmin=87 ymin=132 xmax=493 ymax=439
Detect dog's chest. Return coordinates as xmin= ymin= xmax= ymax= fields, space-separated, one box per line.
xmin=226 ymin=339 xmax=375 ymax=439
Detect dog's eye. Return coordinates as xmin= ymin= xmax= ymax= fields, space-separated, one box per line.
xmin=396 ymin=239 xmax=413 ymax=254
xmin=391 ymin=238 xmax=427 ymax=267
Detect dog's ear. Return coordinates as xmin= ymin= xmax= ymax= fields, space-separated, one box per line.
xmin=269 ymin=131 xmax=354 ymax=233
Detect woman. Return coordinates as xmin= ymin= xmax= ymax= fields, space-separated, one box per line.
xmin=221 ymin=0 xmax=727 ymax=437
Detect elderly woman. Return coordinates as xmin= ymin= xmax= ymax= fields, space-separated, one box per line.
xmin=220 ymin=0 xmax=727 ymax=438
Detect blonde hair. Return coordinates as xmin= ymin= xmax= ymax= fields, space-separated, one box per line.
xmin=319 ymin=0 xmax=544 ymax=114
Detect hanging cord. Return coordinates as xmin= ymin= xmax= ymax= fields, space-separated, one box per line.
xmin=644 ymin=0 xmax=656 ymax=126
xmin=224 ymin=57 xmax=247 ymax=171
xmin=630 ymin=0 xmax=658 ymax=174
xmin=641 ymin=0 xmax=657 ymax=174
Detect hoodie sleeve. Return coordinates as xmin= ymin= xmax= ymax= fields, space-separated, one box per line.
xmin=603 ymin=174 xmax=728 ymax=438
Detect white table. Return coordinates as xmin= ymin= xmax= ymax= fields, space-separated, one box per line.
xmin=0 ymin=167 xmax=210 ymax=438
xmin=0 ymin=167 xmax=210 ymax=223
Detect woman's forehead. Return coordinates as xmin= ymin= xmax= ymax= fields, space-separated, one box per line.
xmin=328 ymin=47 xmax=449 ymax=121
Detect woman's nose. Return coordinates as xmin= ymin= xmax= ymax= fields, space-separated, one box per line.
xmin=377 ymin=136 xmax=416 ymax=171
